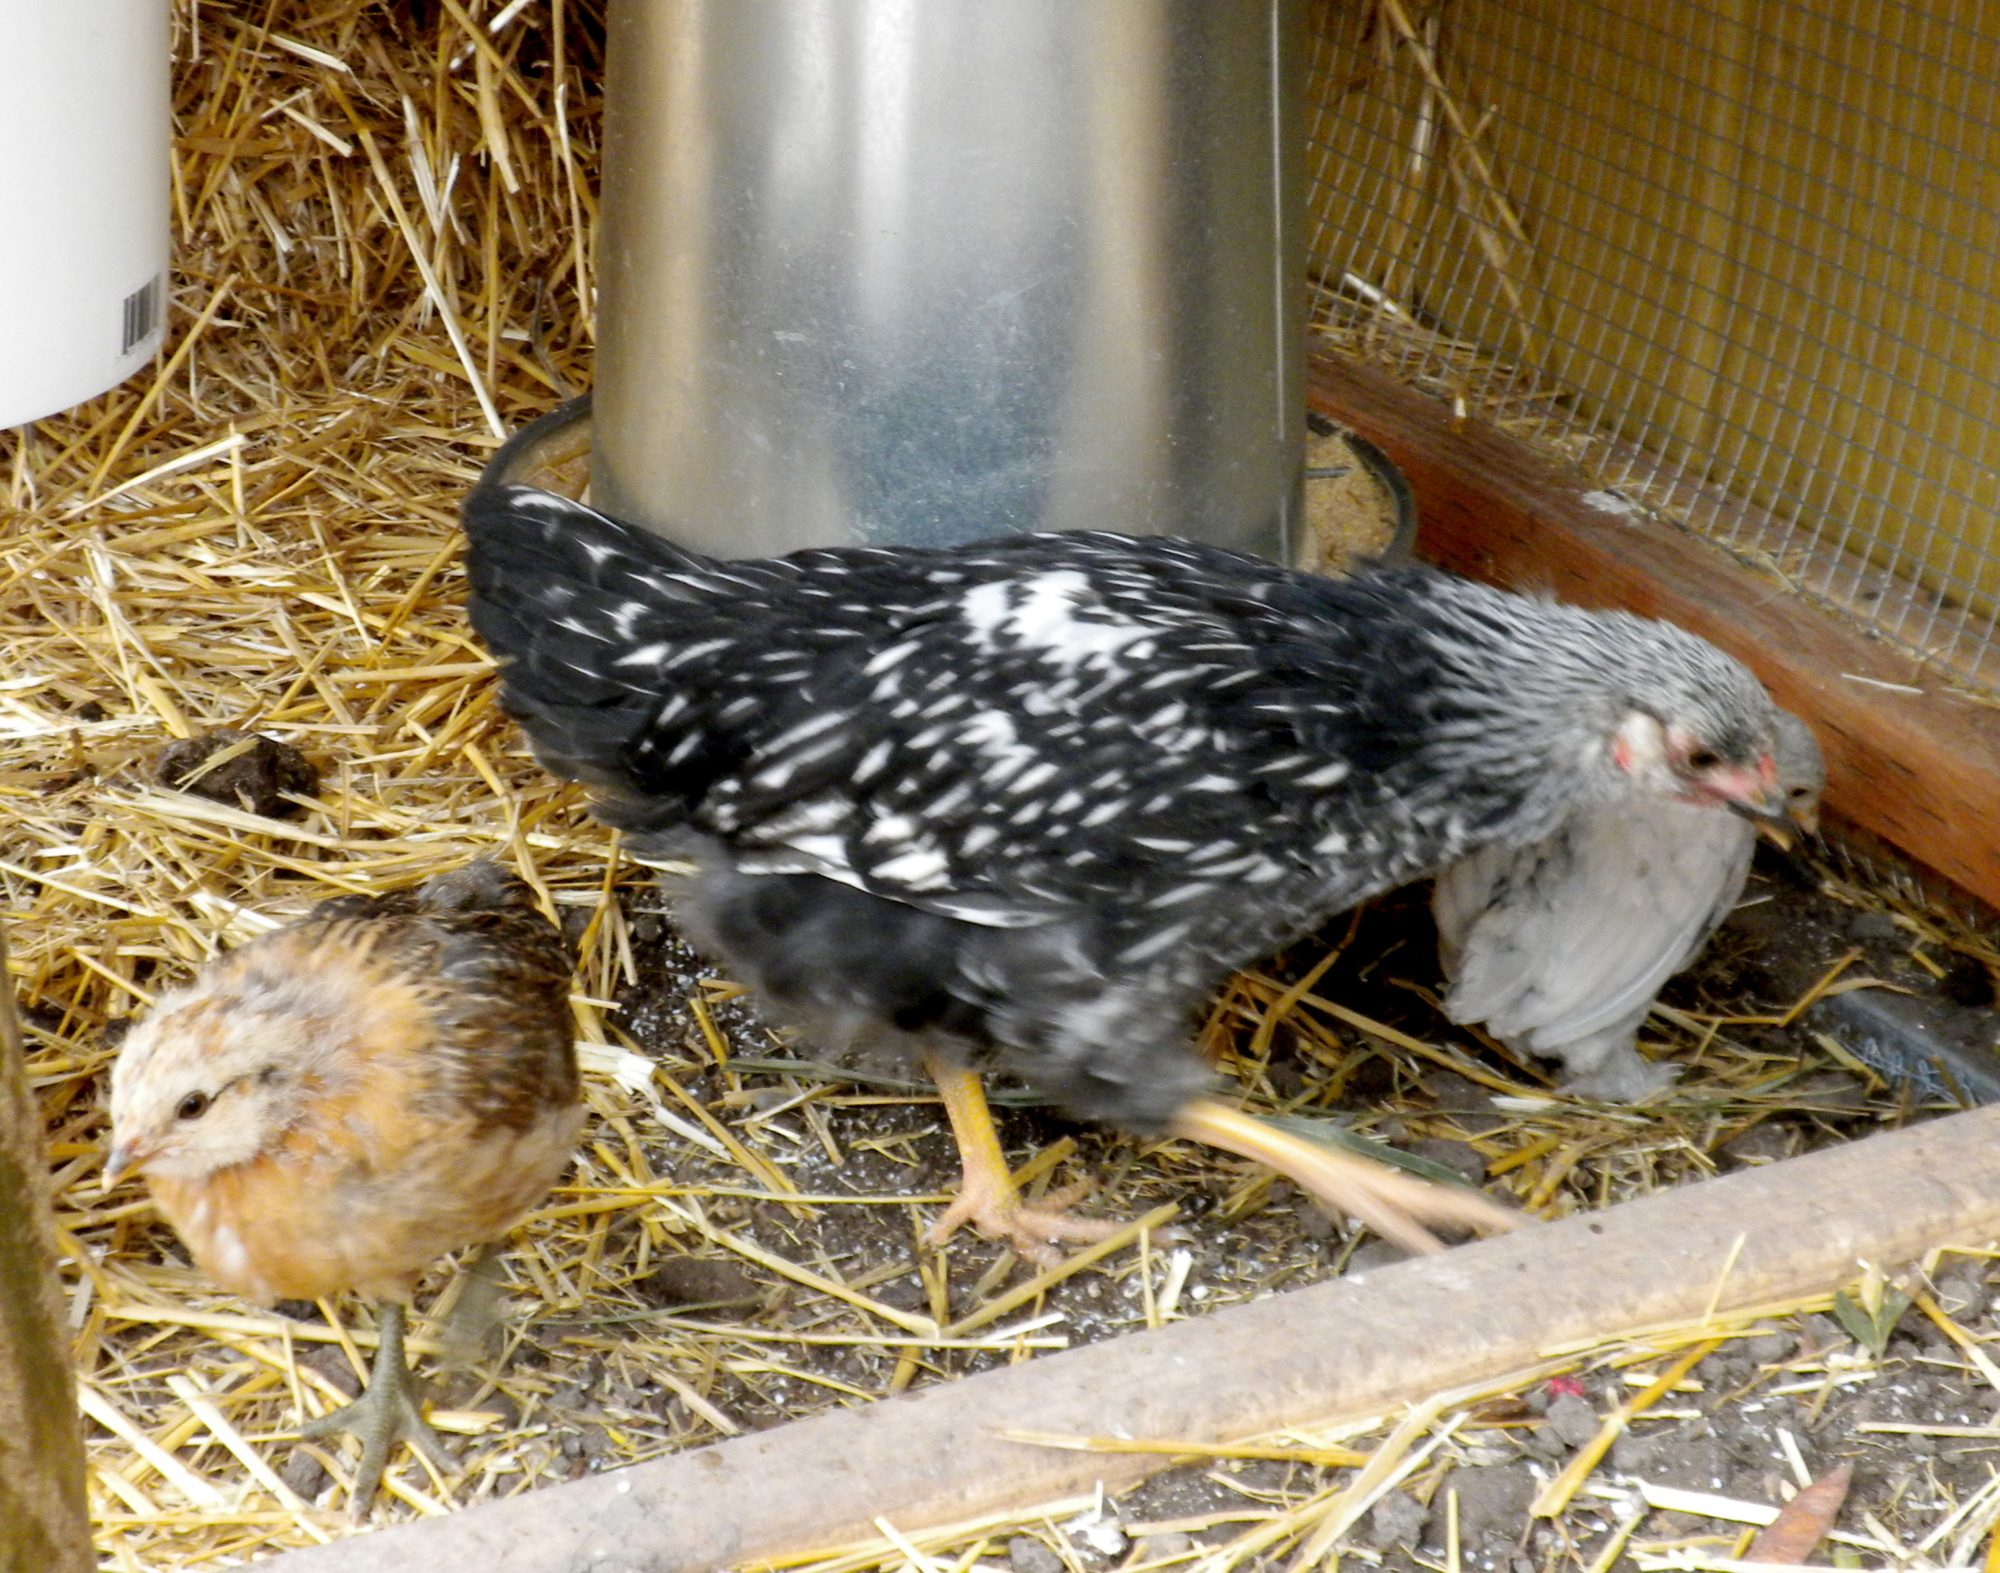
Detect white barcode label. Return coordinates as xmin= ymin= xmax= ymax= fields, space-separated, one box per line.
xmin=120 ymin=275 xmax=163 ymax=355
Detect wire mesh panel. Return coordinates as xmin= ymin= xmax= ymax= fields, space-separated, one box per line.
xmin=1304 ymin=0 xmax=2000 ymax=690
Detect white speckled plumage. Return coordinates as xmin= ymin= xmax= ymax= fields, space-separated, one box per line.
xmin=462 ymin=483 xmax=1785 ymax=1130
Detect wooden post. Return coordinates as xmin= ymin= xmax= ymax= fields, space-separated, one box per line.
xmin=0 ymin=920 xmax=92 ymax=1573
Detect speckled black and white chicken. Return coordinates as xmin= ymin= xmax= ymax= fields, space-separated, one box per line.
xmin=1432 ymin=710 xmax=1824 ymax=1100
xmin=461 ymin=481 xmax=1790 ymax=1255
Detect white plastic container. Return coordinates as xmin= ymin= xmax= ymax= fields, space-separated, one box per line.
xmin=0 ymin=2 xmax=170 ymax=428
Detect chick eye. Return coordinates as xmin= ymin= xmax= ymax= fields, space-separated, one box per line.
xmin=1685 ymin=748 xmax=1721 ymax=771
xmin=175 ymin=1091 xmax=211 ymax=1121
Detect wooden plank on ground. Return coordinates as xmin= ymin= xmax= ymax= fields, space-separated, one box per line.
xmin=268 ymin=1102 xmax=2000 ymax=1573
xmin=1307 ymin=352 xmax=2000 ymax=913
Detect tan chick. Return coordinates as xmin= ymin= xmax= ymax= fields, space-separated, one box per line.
xmin=104 ymin=861 xmax=582 ymax=1512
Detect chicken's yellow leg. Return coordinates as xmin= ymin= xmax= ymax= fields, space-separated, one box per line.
xmin=923 ymin=1052 xmax=1117 ymax=1264
xmin=1168 ymin=1095 xmax=1519 ymax=1255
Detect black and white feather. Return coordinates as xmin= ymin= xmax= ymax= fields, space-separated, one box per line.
xmin=462 ymin=483 xmax=1784 ymax=1129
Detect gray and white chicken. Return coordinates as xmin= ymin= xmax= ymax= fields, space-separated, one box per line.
xmin=1433 ymin=711 xmax=1825 ymax=1099
xmin=460 ymin=482 xmax=1790 ymax=1253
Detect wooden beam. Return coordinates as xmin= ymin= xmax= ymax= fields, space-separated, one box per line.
xmin=268 ymin=1103 xmax=2000 ymax=1573
xmin=0 ymin=921 xmax=92 ymax=1573
xmin=1308 ymin=352 xmax=2000 ymax=913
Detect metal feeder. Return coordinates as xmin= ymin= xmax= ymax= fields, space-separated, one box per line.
xmin=587 ymin=0 xmax=1307 ymax=562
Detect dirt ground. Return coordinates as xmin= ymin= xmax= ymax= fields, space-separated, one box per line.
xmin=500 ymin=840 xmax=2000 ymax=1572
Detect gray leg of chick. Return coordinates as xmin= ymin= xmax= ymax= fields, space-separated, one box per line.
xmin=437 ymin=1243 xmax=509 ymax=1366
xmin=301 ymin=1300 xmax=451 ymax=1515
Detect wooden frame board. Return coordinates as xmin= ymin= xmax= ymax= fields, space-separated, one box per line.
xmin=1307 ymin=352 xmax=2000 ymax=914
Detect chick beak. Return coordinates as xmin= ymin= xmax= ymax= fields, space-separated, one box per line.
xmin=102 ymin=1138 xmax=154 ymax=1192
xmin=1725 ymin=785 xmax=1795 ymax=849
xmin=1717 ymin=754 xmax=1792 ymax=848
xmin=1742 ymin=806 xmax=1794 ymax=850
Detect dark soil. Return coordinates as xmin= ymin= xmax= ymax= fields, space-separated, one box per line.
xmin=574 ymin=838 xmax=2000 ymax=1567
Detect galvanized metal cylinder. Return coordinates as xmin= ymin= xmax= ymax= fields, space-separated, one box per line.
xmin=594 ymin=0 xmax=1304 ymax=561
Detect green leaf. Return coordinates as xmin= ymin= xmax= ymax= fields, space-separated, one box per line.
xmin=1831 ymin=1284 xmax=1911 ymax=1358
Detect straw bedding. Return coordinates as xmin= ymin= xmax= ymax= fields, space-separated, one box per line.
xmin=7 ymin=3 xmax=2000 ymax=1568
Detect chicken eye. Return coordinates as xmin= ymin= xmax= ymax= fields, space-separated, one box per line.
xmin=1685 ymin=748 xmax=1721 ymax=771
xmin=175 ymin=1091 xmax=211 ymax=1121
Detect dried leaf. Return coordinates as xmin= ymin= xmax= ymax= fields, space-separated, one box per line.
xmin=1743 ymin=1461 xmax=1853 ymax=1564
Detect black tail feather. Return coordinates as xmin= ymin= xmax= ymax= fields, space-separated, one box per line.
xmin=459 ymin=483 xmax=724 ymax=826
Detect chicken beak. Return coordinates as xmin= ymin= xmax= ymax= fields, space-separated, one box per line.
xmin=102 ymin=1138 xmax=153 ymax=1192
xmin=1726 ymin=789 xmax=1795 ymax=850
xmin=1715 ymin=751 xmax=1795 ymax=849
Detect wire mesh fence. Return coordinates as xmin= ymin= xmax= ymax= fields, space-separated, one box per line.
xmin=1303 ymin=0 xmax=2000 ymax=692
